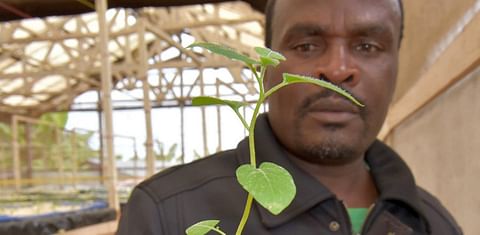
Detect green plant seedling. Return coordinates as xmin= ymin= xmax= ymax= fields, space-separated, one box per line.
xmin=236 ymin=162 xmax=295 ymax=215
xmin=185 ymin=42 xmax=364 ymax=235
xmin=186 ymin=220 xmax=225 ymax=235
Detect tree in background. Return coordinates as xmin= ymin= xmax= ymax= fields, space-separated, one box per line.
xmin=154 ymin=140 xmax=182 ymax=168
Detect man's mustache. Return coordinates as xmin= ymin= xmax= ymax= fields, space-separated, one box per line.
xmin=298 ymin=88 xmax=367 ymax=119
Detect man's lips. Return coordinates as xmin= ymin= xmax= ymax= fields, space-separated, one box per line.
xmin=304 ymin=98 xmax=360 ymax=123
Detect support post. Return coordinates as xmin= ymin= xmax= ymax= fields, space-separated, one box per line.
xmin=97 ymin=91 xmax=105 ymax=185
xmin=71 ymin=131 xmax=78 ymax=187
xmin=25 ymin=123 xmax=33 ymax=182
xmin=180 ymin=69 xmax=185 ymax=164
xmin=54 ymin=127 xmax=65 ymax=188
xmin=11 ymin=116 xmax=20 ymax=191
xmin=199 ymin=68 xmax=209 ymax=156
xmin=96 ymin=0 xmax=119 ymax=211
xmin=0 ymin=145 xmax=4 ymax=188
xmin=138 ymin=19 xmax=155 ymax=177
xmin=132 ymin=138 xmax=138 ymax=182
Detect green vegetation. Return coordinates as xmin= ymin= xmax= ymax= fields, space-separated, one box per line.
xmin=0 ymin=112 xmax=97 ymax=179
xmin=154 ymin=140 xmax=182 ymax=166
xmin=185 ymin=42 xmax=364 ymax=235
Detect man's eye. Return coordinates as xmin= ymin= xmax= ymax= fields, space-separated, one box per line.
xmin=355 ymin=43 xmax=380 ymax=53
xmin=293 ymin=43 xmax=316 ymax=52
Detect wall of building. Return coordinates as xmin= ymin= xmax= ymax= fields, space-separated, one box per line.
xmin=390 ymin=67 xmax=480 ymax=234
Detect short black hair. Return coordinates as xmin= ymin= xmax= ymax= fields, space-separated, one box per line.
xmin=264 ymin=0 xmax=404 ymax=48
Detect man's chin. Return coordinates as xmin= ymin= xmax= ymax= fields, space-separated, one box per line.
xmin=291 ymin=115 xmax=370 ymax=164
xmin=292 ymin=133 xmax=364 ymax=165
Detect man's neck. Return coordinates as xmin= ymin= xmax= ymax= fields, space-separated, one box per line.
xmin=288 ymin=155 xmax=378 ymax=208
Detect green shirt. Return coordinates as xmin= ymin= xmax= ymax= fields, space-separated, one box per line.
xmin=347 ymin=208 xmax=369 ymax=234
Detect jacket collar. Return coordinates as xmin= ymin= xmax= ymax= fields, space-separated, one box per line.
xmin=235 ymin=113 xmax=429 ymax=229
xmin=365 ymin=140 xmax=430 ymax=229
xmin=235 ymin=114 xmax=334 ymax=227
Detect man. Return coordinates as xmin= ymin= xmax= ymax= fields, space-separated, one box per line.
xmin=117 ymin=0 xmax=462 ymax=234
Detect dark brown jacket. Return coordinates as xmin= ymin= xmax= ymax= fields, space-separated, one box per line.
xmin=117 ymin=114 xmax=462 ymax=235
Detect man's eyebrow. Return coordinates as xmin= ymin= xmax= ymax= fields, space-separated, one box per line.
xmin=349 ymin=24 xmax=394 ymax=38
xmin=283 ymin=23 xmax=393 ymax=39
xmin=283 ymin=23 xmax=328 ymax=37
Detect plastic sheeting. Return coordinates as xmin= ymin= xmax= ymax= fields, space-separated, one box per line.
xmin=0 ymin=205 xmax=116 ymax=235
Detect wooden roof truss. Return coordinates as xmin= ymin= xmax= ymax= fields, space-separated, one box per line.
xmin=0 ymin=1 xmax=265 ymax=117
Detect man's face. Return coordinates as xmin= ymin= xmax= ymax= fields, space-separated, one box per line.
xmin=265 ymin=0 xmax=401 ymax=164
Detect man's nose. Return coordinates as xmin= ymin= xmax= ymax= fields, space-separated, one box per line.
xmin=313 ymin=45 xmax=360 ymax=86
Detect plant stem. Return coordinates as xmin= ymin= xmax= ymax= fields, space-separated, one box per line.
xmin=246 ymin=65 xmax=266 ymax=168
xmin=264 ymin=81 xmax=288 ymax=99
xmin=234 ymin=109 xmax=250 ymax=130
xmin=247 ymin=87 xmax=264 ymax=168
xmin=210 ymin=226 xmax=227 ymax=235
xmin=248 ymin=64 xmax=266 ymax=96
xmin=258 ymin=66 xmax=266 ymax=96
xmin=235 ymin=193 xmax=254 ymax=235
xmin=248 ymin=64 xmax=261 ymax=86
xmin=248 ymin=100 xmax=264 ymax=168
xmin=235 ymin=65 xmax=266 ymax=234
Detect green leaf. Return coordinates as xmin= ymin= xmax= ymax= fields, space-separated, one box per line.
xmin=186 ymin=220 xmax=222 ymax=235
xmin=282 ymin=73 xmax=365 ymax=107
xmin=188 ymin=42 xmax=258 ymax=65
xmin=192 ymin=96 xmax=247 ymax=111
xmin=254 ymin=47 xmax=286 ymax=61
xmin=259 ymin=56 xmax=280 ymax=67
xmin=236 ymin=162 xmax=296 ymax=215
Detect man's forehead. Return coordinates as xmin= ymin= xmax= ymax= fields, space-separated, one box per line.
xmin=269 ymin=0 xmax=403 ymax=47
xmin=273 ymin=0 xmax=402 ymax=30
xmin=275 ymin=0 xmax=401 ymax=16
xmin=386 ymin=0 xmax=402 ymax=16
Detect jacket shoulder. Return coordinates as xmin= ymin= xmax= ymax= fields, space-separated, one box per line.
xmin=136 ymin=149 xmax=238 ymax=202
xmin=417 ymin=187 xmax=463 ymax=235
